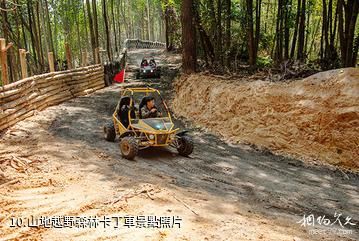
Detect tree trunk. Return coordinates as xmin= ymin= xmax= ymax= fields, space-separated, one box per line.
xmin=116 ymin=0 xmax=122 ymax=49
xmin=146 ymin=0 xmax=151 ymax=40
xmin=44 ymin=0 xmax=55 ymax=56
xmin=225 ymin=0 xmax=231 ymax=67
xmin=1 ymin=0 xmax=14 ymax=82
xmin=35 ymin=1 xmax=44 ymax=70
xmin=27 ymin=1 xmax=38 ymax=69
xmin=246 ymin=0 xmax=256 ymax=66
xmin=83 ymin=1 xmax=90 ymax=51
xmin=255 ymin=0 xmax=261 ymax=59
xmin=165 ymin=5 xmax=171 ymax=50
xmin=304 ymin=8 xmax=310 ymax=55
xmin=86 ymin=0 xmax=96 ymax=61
xmin=297 ymin=0 xmax=306 ymax=61
xmin=181 ymin=0 xmax=196 ymax=73
xmin=217 ymin=0 xmax=223 ymax=65
xmin=111 ymin=0 xmax=118 ymax=54
xmin=194 ymin=5 xmax=215 ymax=64
xmin=321 ymin=0 xmax=329 ymax=59
xmin=338 ymin=0 xmax=359 ymax=67
xmin=284 ymin=0 xmax=291 ymax=60
xmin=330 ymin=1 xmax=338 ymax=46
xmin=102 ymin=0 xmax=112 ymax=62
xmin=328 ymin=0 xmax=333 ymax=44
xmin=290 ymin=0 xmax=301 ymax=59
xmin=208 ymin=0 xmax=217 ymax=57
xmin=274 ymin=0 xmax=283 ymax=63
xmin=92 ymin=0 xmax=99 ymax=48
xmin=52 ymin=0 xmax=58 ymax=56
xmin=352 ymin=33 xmax=359 ymax=66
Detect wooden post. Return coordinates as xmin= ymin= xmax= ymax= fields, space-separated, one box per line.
xmin=81 ymin=51 xmax=88 ymax=67
xmin=19 ymin=49 xmax=28 ymax=79
xmin=65 ymin=42 xmax=73 ymax=69
xmin=0 ymin=38 xmax=8 ymax=85
xmin=95 ymin=47 xmax=100 ymax=64
xmin=48 ymin=52 xmax=55 ymax=72
xmin=0 ymin=38 xmax=13 ymax=85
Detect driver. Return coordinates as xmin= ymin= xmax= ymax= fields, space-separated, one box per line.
xmin=149 ymin=59 xmax=156 ymax=67
xmin=141 ymin=59 xmax=149 ymax=67
xmin=141 ymin=96 xmax=162 ymax=118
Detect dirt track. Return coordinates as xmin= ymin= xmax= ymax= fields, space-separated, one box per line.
xmin=0 ymin=49 xmax=358 ymax=240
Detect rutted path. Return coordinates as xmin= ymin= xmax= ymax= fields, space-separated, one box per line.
xmin=0 ymin=49 xmax=358 ymax=240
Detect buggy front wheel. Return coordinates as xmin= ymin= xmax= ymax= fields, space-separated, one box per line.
xmin=120 ymin=136 xmax=139 ymax=160
xmin=177 ymin=135 xmax=194 ymax=157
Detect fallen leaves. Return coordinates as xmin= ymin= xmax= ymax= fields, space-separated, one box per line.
xmin=104 ymin=184 xmax=160 ymax=205
xmin=0 ymin=153 xmax=48 ymax=189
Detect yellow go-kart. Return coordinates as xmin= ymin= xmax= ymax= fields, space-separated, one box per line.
xmin=104 ymin=87 xmax=194 ymax=160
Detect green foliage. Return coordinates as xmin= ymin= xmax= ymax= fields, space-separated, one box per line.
xmin=256 ymin=56 xmax=273 ymax=68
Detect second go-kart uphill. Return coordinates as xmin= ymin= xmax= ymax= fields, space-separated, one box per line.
xmin=136 ymin=57 xmax=161 ymax=79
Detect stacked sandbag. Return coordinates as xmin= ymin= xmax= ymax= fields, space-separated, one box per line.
xmin=0 ymin=64 xmax=104 ymax=132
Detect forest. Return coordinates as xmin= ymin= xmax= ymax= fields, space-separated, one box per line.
xmin=180 ymin=0 xmax=358 ymax=73
xmin=0 ymin=0 xmax=358 ymax=84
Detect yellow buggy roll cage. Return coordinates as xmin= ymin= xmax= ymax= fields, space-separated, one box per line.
xmin=112 ymin=87 xmax=178 ymax=147
xmin=122 ymin=87 xmax=173 ymax=126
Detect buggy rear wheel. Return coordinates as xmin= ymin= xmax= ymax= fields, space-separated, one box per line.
xmin=104 ymin=122 xmax=116 ymax=142
xmin=177 ymin=135 xmax=194 ymax=157
xmin=120 ymin=136 xmax=139 ymax=160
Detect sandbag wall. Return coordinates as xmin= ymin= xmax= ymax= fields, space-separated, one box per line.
xmin=124 ymin=39 xmax=166 ymax=49
xmin=0 ymin=64 xmax=104 ymax=132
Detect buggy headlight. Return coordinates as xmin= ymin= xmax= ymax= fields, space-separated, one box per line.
xmin=151 ymin=70 xmax=153 ymax=72
xmin=149 ymin=134 xmax=155 ymax=140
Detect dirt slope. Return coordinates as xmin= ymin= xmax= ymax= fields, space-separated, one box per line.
xmin=172 ymin=68 xmax=359 ymax=171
